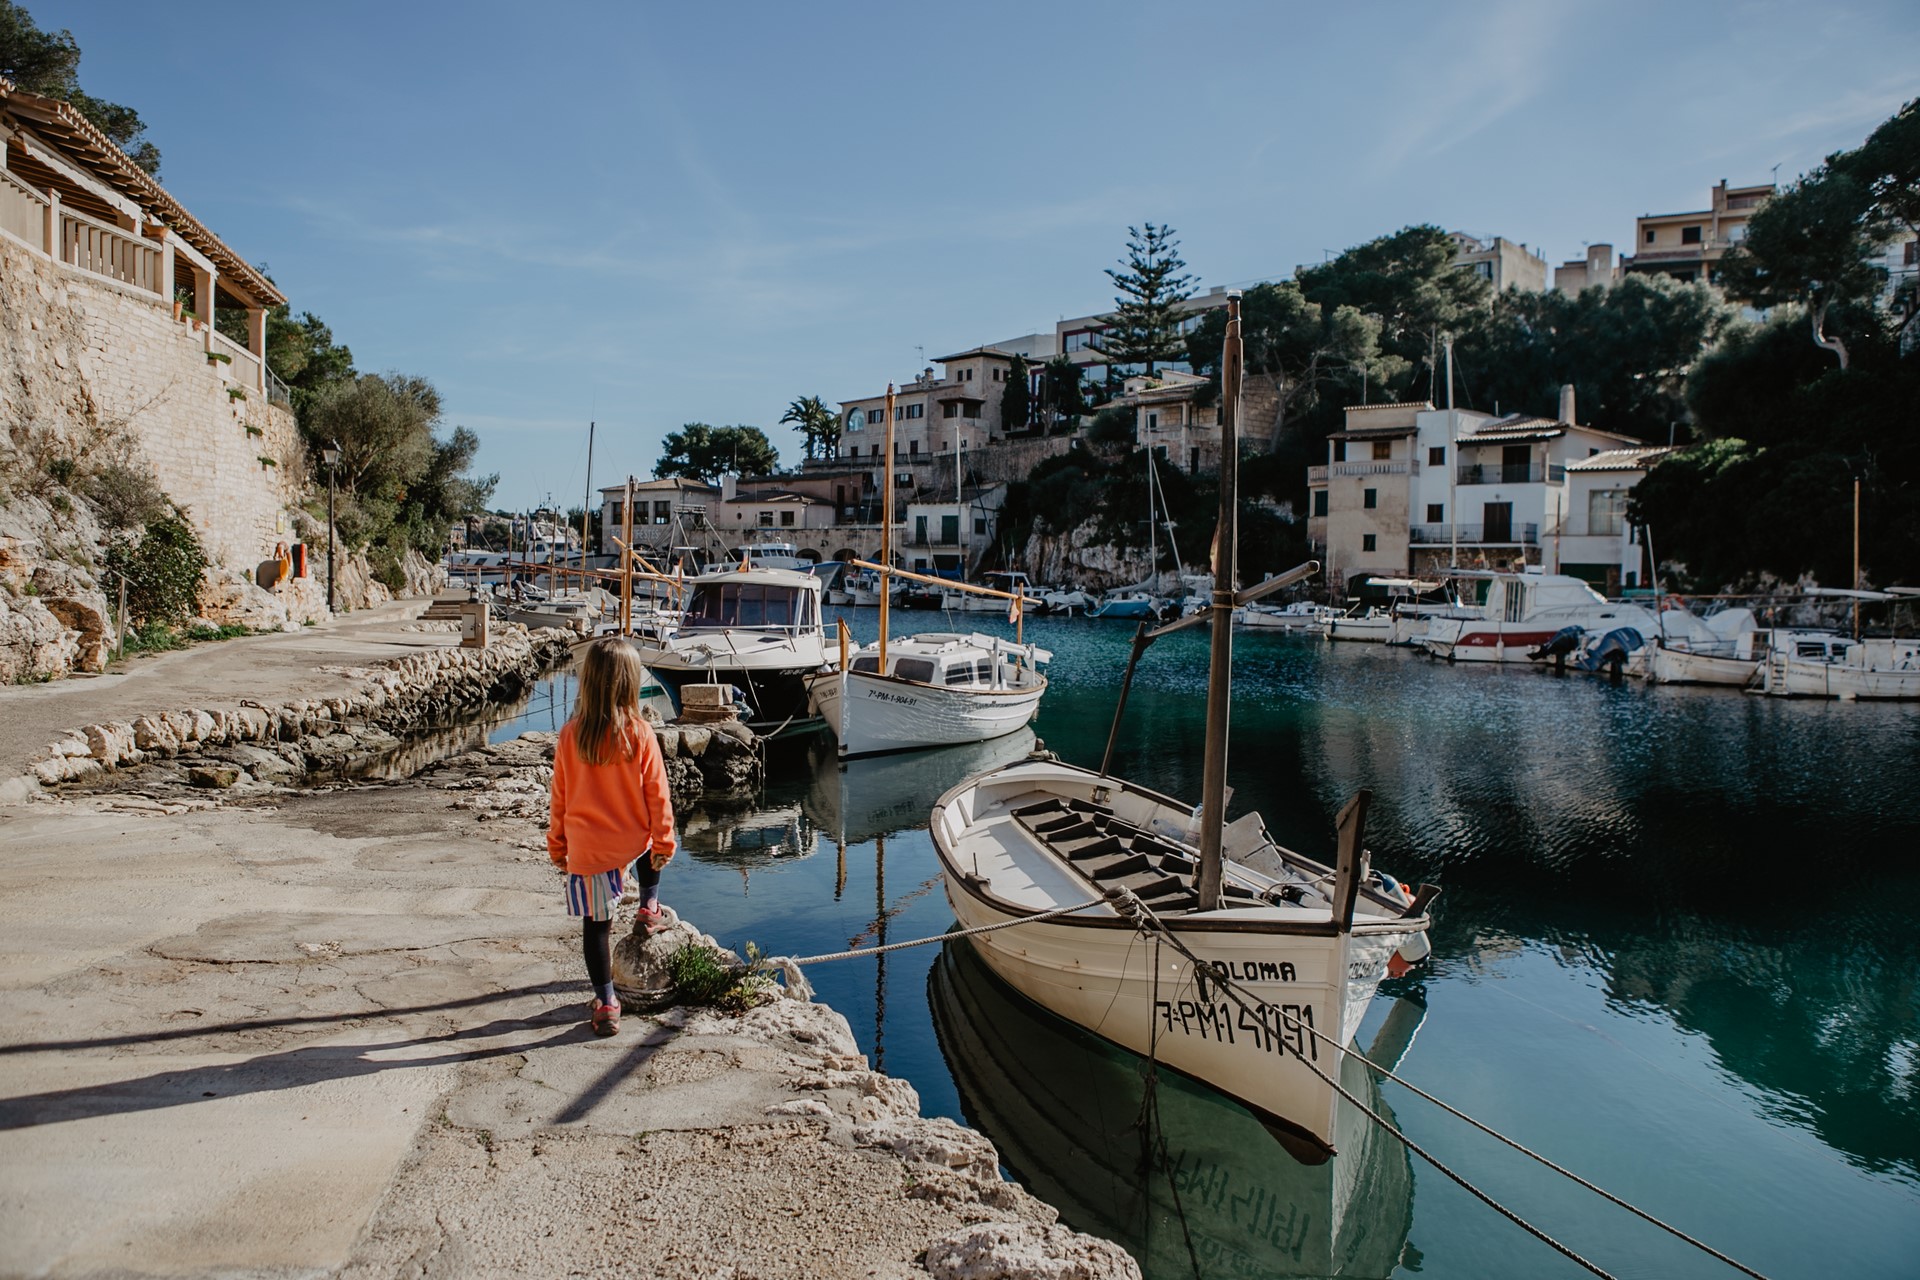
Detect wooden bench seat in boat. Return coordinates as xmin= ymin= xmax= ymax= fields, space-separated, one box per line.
xmin=1009 ymin=796 xmax=1265 ymax=917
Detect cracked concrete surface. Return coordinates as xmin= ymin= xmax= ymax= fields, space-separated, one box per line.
xmin=0 ymin=721 xmax=1137 ymax=1278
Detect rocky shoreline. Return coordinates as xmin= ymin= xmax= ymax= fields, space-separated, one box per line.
xmin=0 ymin=623 xmax=1137 ymax=1277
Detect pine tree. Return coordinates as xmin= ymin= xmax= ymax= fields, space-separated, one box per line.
xmin=1097 ymin=223 xmax=1196 ymax=376
xmin=999 ymin=354 xmax=1031 ymax=433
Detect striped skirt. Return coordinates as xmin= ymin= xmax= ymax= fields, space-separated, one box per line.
xmin=564 ymin=866 xmax=628 ymax=921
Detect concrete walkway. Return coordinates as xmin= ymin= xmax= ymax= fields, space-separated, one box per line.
xmin=0 ymin=601 xmax=453 ymax=785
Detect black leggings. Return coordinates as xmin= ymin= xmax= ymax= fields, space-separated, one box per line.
xmin=580 ymin=860 xmax=662 ymax=996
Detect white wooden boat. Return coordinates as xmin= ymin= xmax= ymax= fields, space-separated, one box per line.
xmin=931 ymin=295 xmax=1435 ymax=1158
xmin=1235 ymin=600 xmax=1341 ymax=631
xmin=807 ymin=632 xmax=1048 ymax=759
xmin=1761 ymin=634 xmax=1920 ymax=700
xmin=929 ymin=937 xmax=1417 ymax=1275
xmin=932 ymin=759 xmax=1432 ymax=1157
xmin=941 ymin=572 xmax=1038 ymax=613
xmin=625 ymin=566 xmax=828 ymax=733
xmin=1324 ymin=605 xmax=1392 ymax=643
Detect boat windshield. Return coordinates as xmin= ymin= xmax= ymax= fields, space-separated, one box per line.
xmin=683 ymin=582 xmax=812 ymax=629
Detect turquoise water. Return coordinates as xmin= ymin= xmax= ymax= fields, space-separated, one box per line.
xmin=492 ymin=610 xmax=1920 ymax=1280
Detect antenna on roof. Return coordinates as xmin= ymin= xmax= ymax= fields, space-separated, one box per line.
xmin=914 ymin=345 xmax=925 ymax=365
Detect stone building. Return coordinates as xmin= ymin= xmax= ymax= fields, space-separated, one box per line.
xmin=1450 ymin=233 xmax=1549 ymax=293
xmin=1 ymin=78 xmax=300 ymax=574
xmin=1621 ymin=180 xmax=1773 ymax=285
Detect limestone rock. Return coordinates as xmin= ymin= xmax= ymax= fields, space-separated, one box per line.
xmin=187 ymin=765 xmax=240 ymax=789
xmin=610 ymin=904 xmax=741 ymax=1009
xmin=923 ymin=1223 xmax=1143 ymax=1280
xmin=197 ymin=567 xmax=288 ymax=631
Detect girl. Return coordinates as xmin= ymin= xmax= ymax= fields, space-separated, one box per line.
xmin=548 ymin=637 xmax=677 ymax=1037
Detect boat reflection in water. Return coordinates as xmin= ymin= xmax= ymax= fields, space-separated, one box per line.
xmin=802 ymin=728 xmax=1039 ymax=846
xmin=930 ymin=940 xmax=1421 ymax=1280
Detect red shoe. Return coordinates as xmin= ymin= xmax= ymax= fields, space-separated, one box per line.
xmin=634 ymin=905 xmax=664 ymax=933
xmin=590 ymin=1001 xmax=620 ymax=1037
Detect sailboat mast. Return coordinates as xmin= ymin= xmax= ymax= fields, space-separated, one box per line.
xmin=580 ymin=420 xmax=594 ymax=593
xmin=1196 ymin=292 xmax=1242 ymax=911
xmin=879 ymin=384 xmax=896 ymax=671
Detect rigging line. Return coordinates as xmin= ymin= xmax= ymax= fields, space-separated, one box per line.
xmin=1107 ymin=889 xmax=1774 ymax=1280
xmin=777 ymin=897 xmax=1107 ymax=966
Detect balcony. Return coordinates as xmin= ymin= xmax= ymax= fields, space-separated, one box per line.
xmin=1307 ymin=465 xmax=1328 ymax=485
xmin=1456 ymin=463 xmax=1565 ymax=486
xmin=1410 ymin=523 xmax=1539 ymax=546
xmin=1330 ymin=459 xmax=1418 ymax=478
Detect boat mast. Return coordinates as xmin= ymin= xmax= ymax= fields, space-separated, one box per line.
xmin=879 ymin=384 xmax=896 ymax=671
xmin=1196 ymin=292 xmax=1242 ymax=911
xmin=580 ymin=421 xmax=594 ymax=597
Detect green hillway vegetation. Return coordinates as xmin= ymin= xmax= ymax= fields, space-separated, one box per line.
xmin=766 ymin=105 xmax=1919 ymax=593
xmin=3 ymin=2 xmax=499 ymax=614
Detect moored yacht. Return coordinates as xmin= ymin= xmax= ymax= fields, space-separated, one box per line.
xmin=807 ymin=631 xmax=1050 ymax=759
xmin=1419 ymin=569 xmax=1720 ymax=663
xmin=624 ymin=565 xmax=828 ymax=734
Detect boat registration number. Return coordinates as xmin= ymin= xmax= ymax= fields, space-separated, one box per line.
xmin=1154 ymin=998 xmax=1319 ymax=1062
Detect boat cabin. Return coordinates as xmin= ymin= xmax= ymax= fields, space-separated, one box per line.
xmin=679 ymin=568 xmax=821 ymax=631
xmin=848 ymin=633 xmax=1046 ymax=688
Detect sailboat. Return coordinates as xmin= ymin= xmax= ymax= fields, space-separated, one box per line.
xmin=930 ymin=292 xmax=1437 ymax=1158
xmin=805 ymin=383 xmax=1050 ymax=759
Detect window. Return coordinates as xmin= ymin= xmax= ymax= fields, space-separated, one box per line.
xmin=1645 ymin=229 xmax=1656 ymax=244
xmin=941 ymin=514 xmax=959 ymax=544
xmin=1147 ymin=412 xmax=1158 ymax=431
xmin=851 ymin=655 xmax=880 ymax=674
xmin=866 ymin=408 xmax=885 ymax=425
xmin=1906 ymin=241 xmax=1918 ymax=266
xmin=1313 ymin=491 xmax=1328 ymax=517
xmin=973 ymin=516 xmax=987 ymax=535
xmin=653 ymin=500 xmax=671 ymax=523
xmin=943 ymin=402 xmax=959 ymax=418
xmin=1587 ymin=488 xmax=1627 ymax=536
xmin=895 ymin=406 xmax=903 ymax=421
xmin=1427 ymin=503 xmax=1444 ymax=523
xmin=909 ymin=440 xmax=920 ymax=455
xmin=1333 ymin=440 xmax=1347 ymax=462
xmin=758 ymin=511 xmax=774 ymax=527
xmin=606 ymin=501 xmax=623 ymax=529
xmin=1362 ymin=534 xmax=1377 ymax=552
xmin=992 ymin=368 xmax=1002 ymax=382
xmin=1681 ymin=225 xmax=1703 ymax=245
xmin=1429 ymin=446 xmax=1445 ymax=467
xmin=945 ymin=662 xmax=977 ymax=685
xmin=779 ymin=510 xmax=795 ymax=527
xmin=847 ymin=412 xmax=864 ymax=432
xmin=1372 ymin=440 xmax=1392 ymax=460
xmin=1363 ymin=488 xmax=1377 ymax=510
xmin=1064 ymin=330 xmax=1098 ymax=353
xmin=893 ymin=658 xmax=936 ymax=683
xmin=963 ymin=401 xmax=981 ymax=419
xmin=905 ymin=403 xmax=923 ymax=420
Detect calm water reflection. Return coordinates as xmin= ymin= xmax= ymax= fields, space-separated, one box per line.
xmin=487 ymin=610 xmax=1920 ymax=1279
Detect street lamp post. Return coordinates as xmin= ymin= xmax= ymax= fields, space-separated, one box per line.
xmin=321 ymin=442 xmax=340 ymax=612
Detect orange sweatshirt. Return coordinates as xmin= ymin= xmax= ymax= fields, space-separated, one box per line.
xmin=547 ymin=719 xmax=677 ymax=877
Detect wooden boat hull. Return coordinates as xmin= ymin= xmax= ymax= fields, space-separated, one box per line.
xmin=808 ymin=667 xmax=1045 ymax=759
xmin=1647 ymin=646 xmax=1760 ymax=686
xmin=932 ymin=760 xmax=1429 ymax=1156
xmin=1762 ymin=646 xmax=1920 ymax=700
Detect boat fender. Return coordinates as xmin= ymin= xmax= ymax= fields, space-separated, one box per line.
xmin=1388 ymin=931 xmax=1433 ymax=978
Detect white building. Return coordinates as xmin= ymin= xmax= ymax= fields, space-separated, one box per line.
xmin=1549 ymin=447 xmax=1674 ymax=592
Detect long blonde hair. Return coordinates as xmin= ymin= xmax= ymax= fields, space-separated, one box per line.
xmin=573 ymin=637 xmax=647 ymax=765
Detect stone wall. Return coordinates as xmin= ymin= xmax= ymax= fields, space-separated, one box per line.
xmin=0 ymin=232 xmax=305 ymax=573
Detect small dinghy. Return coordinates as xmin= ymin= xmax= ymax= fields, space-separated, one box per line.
xmin=931 ymin=292 xmax=1436 ymax=1158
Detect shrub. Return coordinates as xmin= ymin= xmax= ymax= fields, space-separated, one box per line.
xmin=665 ymin=942 xmax=774 ymax=1013
xmin=103 ymin=515 xmax=208 ymax=629
xmin=1086 ymin=405 xmax=1135 ymax=446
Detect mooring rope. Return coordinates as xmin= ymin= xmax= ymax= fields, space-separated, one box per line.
xmin=1102 ymin=886 xmax=1775 ymax=1280
xmin=777 ymin=896 xmax=1107 ymax=968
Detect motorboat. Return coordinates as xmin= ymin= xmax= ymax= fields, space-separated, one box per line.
xmin=734 ymin=535 xmax=812 ymax=572
xmin=929 ymin=939 xmax=1418 ymax=1277
xmin=1235 ymin=600 xmax=1342 ymax=632
xmin=1418 ymin=570 xmax=1722 ymax=663
xmin=930 ymin=295 xmax=1435 ymax=1157
xmin=1640 ymin=610 xmax=1770 ymax=685
xmin=806 ymin=631 xmax=1050 ymax=759
xmin=844 ymin=568 xmax=887 ymax=607
xmin=1038 ymin=587 xmax=1097 ymax=617
xmin=624 ymin=565 xmax=829 ymax=734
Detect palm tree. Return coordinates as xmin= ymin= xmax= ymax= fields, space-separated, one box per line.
xmin=781 ymin=395 xmax=842 ymax=461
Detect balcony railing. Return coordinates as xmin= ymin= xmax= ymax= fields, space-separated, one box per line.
xmin=61 ymin=204 xmax=165 ymax=295
xmin=1456 ymin=463 xmax=1565 ymax=485
xmin=1329 ymin=458 xmax=1418 ymax=477
xmin=1410 ymin=522 xmax=1539 ymax=546
xmin=209 ymin=328 xmax=263 ymax=392
xmin=0 ymin=166 xmax=48 ymax=248
xmin=1307 ymin=465 xmax=1328 ymax=484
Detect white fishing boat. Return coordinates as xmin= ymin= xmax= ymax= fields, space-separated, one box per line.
xmin=1761 ymin=633 xmax=1920 ymax=700
xmin=807 ymin=631 xmax=1050 ymax=759
xmin=941 ymin=571 xmax=1038 ymax=613
xmin=624 ymin=565 xmax=828 ymax=734
xmin=1234 ymin=600 xmax=1342 ymax=631
xmin=1324 ymin=603 xmax=1392 ymax=643
xmin=931 ymin=294 xmax=1435 ymax=1157
xmin=806 ymin=383 xmax=1051 ymax=758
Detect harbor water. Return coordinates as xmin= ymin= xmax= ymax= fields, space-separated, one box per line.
xmin=492 ymin=610 xmax=1920 ymax=1280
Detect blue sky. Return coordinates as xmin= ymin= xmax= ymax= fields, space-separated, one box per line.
xmin=45 ymin=0 xmax=1918 ymax=510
